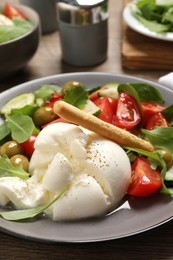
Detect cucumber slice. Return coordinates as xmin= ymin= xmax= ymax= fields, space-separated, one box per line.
xmin=99 ymin=83 xmax=119 ymax=99
xmin=1 ymin=93 xmax=35 ymax=115
xmin=82 ymin=100 xmax=101 ymax=116
xmin=165 ymin=167 xmax=173 ymax=181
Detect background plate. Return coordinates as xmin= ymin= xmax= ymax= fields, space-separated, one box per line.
xmin=123 ymin=4 xmax=173 ymax=42
xmin=0 ymin=72 xmax=173 ymax=243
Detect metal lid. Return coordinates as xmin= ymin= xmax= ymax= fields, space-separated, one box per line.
xmin=57 ymin=0 xmax=108 ymax=25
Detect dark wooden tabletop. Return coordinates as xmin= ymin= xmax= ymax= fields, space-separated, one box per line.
xmin=0 ymin=1 xmax=173 ymax=259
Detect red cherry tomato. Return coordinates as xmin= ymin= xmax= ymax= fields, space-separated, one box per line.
xmin=107 ymin=97 xmax=118 ymax=113
xmin=146 ymin=112 xmax=169 ymax=130
xmin=127 ymin=156 xmax=162 ymax=197
xmin=21 ymin=134 xmax=37 ymax=157
xmin=141 ymin=102 xmax=166 ymax=127
xmin=45 ymin=93 xmax=63 ymax=108
xmin=4 ymin=4 xmax=26 ymax=19
xmin=114 ymin=92 xmax=142 ymax=130
xmin=89 ymin=91 xmax=100 ymax=101
xmin=94 ymin=97 xmax=114 ymax=124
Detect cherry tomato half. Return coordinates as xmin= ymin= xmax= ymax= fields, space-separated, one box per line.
xmin=127 ymin=156 xmax=162 ymax=197
xmin=141 ymin=102 xmax=166 ymax=127
xmin=21 ymin=134 xmax=37 ymax=157
xmin=146 ymin=112 xmax=169 ymax=130
xmin=4 ymin=4 xmax=26 ymax=19
xmin=94 ymin=97 xmax=114 ymax=124
xmin=114 ymin=92 xmax=142 ymax=130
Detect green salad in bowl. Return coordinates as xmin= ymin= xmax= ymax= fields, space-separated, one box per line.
xmin=0 ymin=3 xmax=33 ymax=43
xmin=131 ymin=0 xmax=173 ymax=33
xmin=0 ymin=3 xmax=40 ymax=79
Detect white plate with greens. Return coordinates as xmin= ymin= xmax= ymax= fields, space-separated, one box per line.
xmin=123 ymin=2 xmax=173 ymax=42
xmin=0 ymin=72 xmax=173 ymax=243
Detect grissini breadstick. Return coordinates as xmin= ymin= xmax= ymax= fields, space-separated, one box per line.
xmin=53 ymin=101 xmax=154 ymax=152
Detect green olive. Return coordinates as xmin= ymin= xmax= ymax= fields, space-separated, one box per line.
xmin=10 ymin=154 xmax=29 ymax=172
xmin=61 ymin=81 xmax=84 ymax=95
xmin=33 ymin=106 xmax=58 ymax=126
xmin=160 ymin=150 xmax=173 ymax=169
xmin=0 ymin=141 xmax=23 ymax=158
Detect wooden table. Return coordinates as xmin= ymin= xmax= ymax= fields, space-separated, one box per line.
xmin=0 ymin=1 xmax=173 ymax=259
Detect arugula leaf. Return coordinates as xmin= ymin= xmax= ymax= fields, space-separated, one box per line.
xmin=0 ymin=185 xmax=68 ymax=221
xmin=35 ymin=85 xmax=61 ymax=103
xmin=6 ymin=114 xmax=35 ymax=143
xmin=125 ymin=146 xmax=167 ymax=177
xmin=0 ymin=122 xmax=10 ymax=141
xmin=10 ymin=104 xmax=39 ymax=117
xmin=142 ymin=127 xmax=173 ymax=153
xmin=63 ymin=86 xmax=88 ymax=109
xmin=0 ymin=155 xmax=29 ymax=180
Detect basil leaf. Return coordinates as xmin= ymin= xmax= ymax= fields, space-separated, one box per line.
xmin=142 ymin=127 xmax=173 ymax=153
xmin=118 ymin=83 xmax=141 ymax=104
xmin=0 ymin=155 xmax=29 ymax=180
xmin=63 ymin=86 xmax=88 ymax=109
xmin=6 ymin=114 xmax=35 ymax=143
xmin=128 ymin=83 xmax=164 ymax=103
xmin=0 ymin=186 xmax=68 ymax=221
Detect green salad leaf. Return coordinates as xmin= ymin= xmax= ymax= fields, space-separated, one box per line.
xmin=6 ymin=114 xmax=35 ymax=143
xmin=142 ymin=126 xmax=173 ymax=153
xmin=162 ymin=104 xmax=173 ymax=125
xmin=131 ymin=0 xmax=173 ymax=33
xmin=0 ymin=122 xmax=10 ymax=141
xmin=34 ymin=85 xmax=61 ymax=103
xmin=63 ymin=86 xmax=88 ymax=109
xmin=0 ymin=155 xmax=29 ymax=180
xmin=0 ymin=185 xmax=68 ymax=221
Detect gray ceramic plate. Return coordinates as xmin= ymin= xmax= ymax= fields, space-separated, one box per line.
xmin=0 ymin=72 xmax=173 ymax=243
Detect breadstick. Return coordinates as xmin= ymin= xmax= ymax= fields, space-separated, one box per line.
xmin=53 ymin=101 xmax=154 ymax=152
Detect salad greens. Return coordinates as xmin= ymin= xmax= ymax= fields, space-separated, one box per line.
xmin=0 ymin=185 xmax=68 ymax=221
xmin=0 ymin=155 xmax=29 ymax=180
xmin=0 ymin=17 xmax=33 ymax=44
xmin=130 ymin=0 xmax=173 ymax=33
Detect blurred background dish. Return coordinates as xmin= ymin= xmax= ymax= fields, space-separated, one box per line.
xmin=123 ymin=3 xmax=173 ymax=42
xmin=19 ymin=0 xmax=58 ymax=34
xmin=0 ymin=3 xmax=40 ymax=80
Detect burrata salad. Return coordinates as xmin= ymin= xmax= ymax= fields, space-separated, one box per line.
xmin=0 ymin=80 xmax=173 ymax=222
